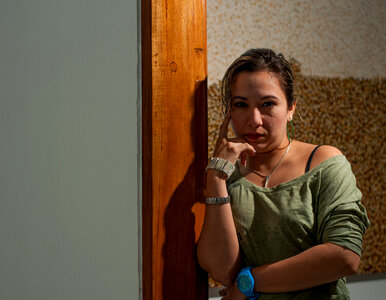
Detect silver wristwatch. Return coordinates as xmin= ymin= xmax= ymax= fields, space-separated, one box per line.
xmin=205 ymin=196 xmax=231 ymax=205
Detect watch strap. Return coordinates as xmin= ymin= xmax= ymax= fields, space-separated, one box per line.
xmin=236 ymin=267 xmax=259 ymax=299
xmin=205 ymin=196 xmax=231 ymax=205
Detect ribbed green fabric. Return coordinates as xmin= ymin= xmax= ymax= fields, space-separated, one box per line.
xmin=227 ymin=155 xmax=370 ymax=299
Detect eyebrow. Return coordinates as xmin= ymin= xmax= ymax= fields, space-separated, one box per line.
xmin=231 ymin=96 xmax=247 ymax=101
xmin=261 ymin=95 xmax=279 ymax=100
xmin=231 ymin=95 xmax=279 ymax=101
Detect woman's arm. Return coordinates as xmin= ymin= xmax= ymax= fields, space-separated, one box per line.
xmin=197 ymin=169 xmax=241 ymax=285
xmin=197 ymin=113 xmax=256 ymax=285
xmin=246 ymin=148 xmax=365 ymax=294
xmin=251 ymin=242 xmax=359 ymax=293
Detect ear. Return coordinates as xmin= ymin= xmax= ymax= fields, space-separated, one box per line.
xmin=288 ymin=101 xmax=296 ymax=120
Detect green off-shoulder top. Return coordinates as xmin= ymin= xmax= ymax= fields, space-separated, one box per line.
xmin=227 ymin=155 xmax=370 ymax=299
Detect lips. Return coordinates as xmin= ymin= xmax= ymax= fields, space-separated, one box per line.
xmin=244 ymin=133 xmax=264 ymax=142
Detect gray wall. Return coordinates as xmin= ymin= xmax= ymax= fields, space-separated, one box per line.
xmin=0 ymin=1 xmax=140 ymax=299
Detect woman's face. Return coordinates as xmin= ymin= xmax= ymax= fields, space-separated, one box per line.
xmin=230 ymin=71 xmax=295 ymax=152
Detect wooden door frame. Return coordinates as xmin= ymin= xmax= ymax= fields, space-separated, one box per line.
xmin=142 ymin=0 xmax=208 ymax=299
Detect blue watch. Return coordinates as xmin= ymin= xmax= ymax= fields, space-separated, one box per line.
xmin=236 ymin=267 xmax=259 ymax=299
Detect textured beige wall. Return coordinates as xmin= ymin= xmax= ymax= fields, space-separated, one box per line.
xmin=207 ymin=0 xmax=385 ymax=275
xmin=208 ymin=0 xmax=386 ymax=83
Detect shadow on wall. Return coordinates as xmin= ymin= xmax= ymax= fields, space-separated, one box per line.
xmin=162 ymin=79 xmax=208 ymax=299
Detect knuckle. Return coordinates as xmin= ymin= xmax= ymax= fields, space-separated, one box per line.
xmin=225 ymin=143 xmax=237 ymax=154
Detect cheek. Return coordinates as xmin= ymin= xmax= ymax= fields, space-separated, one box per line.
xmin=264 ymin=115 xmax=287 ymax=133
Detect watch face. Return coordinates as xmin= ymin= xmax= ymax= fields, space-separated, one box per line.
xmin=237 ymin=274 xmax=252 ymax=293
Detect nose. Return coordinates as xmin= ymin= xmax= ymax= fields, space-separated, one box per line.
xmin=247 ymin=107 xmax=263 ymax=126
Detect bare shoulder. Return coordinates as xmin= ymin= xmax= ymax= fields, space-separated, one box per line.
xmin=314 ymin=145 xmax=343 ymax=158
xmin=291 ymin=141 xmax=343 ymax=171
xmin=308 ymin=145 xmax=343 ymax=170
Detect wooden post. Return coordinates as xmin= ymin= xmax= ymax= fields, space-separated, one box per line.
xmin=142 ymin=0 xmax=208 ymax=299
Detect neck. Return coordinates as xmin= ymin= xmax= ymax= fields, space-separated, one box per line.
xmin=247 ymin=139 xmax=293 ymax=172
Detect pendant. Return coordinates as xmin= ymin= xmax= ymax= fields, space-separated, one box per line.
xmin=264 ymin=175 xmax=271 ymax=188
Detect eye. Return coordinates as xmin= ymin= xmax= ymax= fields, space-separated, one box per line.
xmin=232 ymin=101 xmax=248 ymax=108
xmin=262 ymin=101 xmax=274 ymax=108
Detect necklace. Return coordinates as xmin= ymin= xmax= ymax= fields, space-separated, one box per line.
xmin=243 ymin=140 xmax=292 ymax=188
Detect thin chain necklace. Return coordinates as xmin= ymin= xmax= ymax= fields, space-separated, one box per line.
xmin=244 ymin=140 xmax=292 ymax=188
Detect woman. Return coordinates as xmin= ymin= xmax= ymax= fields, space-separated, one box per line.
xmin=197 ymin=49 xmax=369 ymax=299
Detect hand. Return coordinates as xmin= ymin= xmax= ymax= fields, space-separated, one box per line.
xmin=214 ymin=112 xmax=256 ymax=166
xmin=219 ymin=282 xmax=247 ymax=300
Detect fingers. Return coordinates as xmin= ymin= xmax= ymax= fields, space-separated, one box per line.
xmin=214 ymin=138 xmax=256 ymax=165
xmin=227 ymin=138 xmax=256 ymax=156
xmin=214 ymin=111 xmax=257 ymax=162
xmin=213 ymin=112 xmax=231 ymax=157
xmin=218 ymin=112 xmax=231 ymax=140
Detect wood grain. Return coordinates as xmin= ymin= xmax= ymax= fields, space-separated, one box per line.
xmin=142 ymin=0 xmax=208 ymax=299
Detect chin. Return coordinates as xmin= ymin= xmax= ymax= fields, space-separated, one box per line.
xmin=253 ymin=140 xmax=283 ymax=153
xmin=250 ymin=142 xmax=267 ymax=151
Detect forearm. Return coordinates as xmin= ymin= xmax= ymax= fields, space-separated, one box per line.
xmin=197 ymin=171 xmax=240 ymax=284
xmin=252 ymin=243 xmax=359 ymax=293
xmin=197 ymin=204 xmax=241 ymax=284
xmin=198 ymin=113 xmax=256 ymax=284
